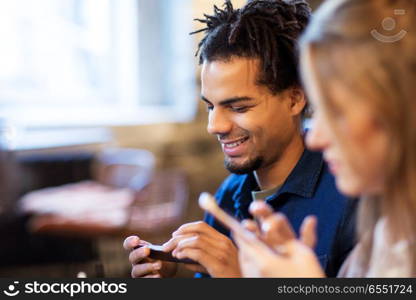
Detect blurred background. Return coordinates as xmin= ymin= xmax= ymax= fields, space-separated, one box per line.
xmin=0 ymin=0 xmax=322 ymax=278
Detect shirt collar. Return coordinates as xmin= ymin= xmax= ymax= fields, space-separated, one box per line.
xmin=272 ymin=148 xmax=324 ymax=199
xmin=232 ymin=148 xmax=324 ymax=218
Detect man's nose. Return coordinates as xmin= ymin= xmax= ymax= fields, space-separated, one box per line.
xmin=207 ymin=108 xmax=233 ymax=136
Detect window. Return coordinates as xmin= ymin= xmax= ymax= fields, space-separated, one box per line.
xmin=0 ymin=0 xmax=197 ymax=128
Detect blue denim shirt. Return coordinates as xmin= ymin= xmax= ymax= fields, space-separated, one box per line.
xmin=197 ymin=148 xmax=356 ymax=277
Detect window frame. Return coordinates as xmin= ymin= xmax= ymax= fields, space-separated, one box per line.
xmin=0 ymin=0 xmax=197 ymax=130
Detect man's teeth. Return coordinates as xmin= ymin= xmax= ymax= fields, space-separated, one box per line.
xmin=226 ymin=139 xmax=246 ymax=147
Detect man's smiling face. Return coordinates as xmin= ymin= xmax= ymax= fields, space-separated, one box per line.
xmin=201 ymin=57 xmax=302 ymax=174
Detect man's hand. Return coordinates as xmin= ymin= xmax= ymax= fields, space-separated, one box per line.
xmin=123 ymin=236 xmax=177 ymax=278
xmin=163 ymin=221 xmax=241 ymax=277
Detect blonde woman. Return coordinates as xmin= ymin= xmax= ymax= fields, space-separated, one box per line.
xmin=232 ymin=0 xmax=416 ymax=277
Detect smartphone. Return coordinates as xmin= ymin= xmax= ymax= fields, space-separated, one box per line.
xmin=134 ymin=244 xmax=198 ymax=265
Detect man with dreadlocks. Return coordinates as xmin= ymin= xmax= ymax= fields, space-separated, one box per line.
xmin=124 ymin=0 xmax=356 ymax=278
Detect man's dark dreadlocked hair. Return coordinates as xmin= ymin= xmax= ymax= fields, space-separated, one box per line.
xmin=191 ymin=0 xmax=311 ymax=94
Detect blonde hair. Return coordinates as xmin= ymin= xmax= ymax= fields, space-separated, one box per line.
xmin=300 ymin=0 xmax=416 ymax=275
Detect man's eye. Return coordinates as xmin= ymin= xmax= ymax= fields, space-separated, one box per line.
xmin=231 ymin=106 xmax=249 ymax=113
xmin=206 ymin=106 xmax=214 ymax=112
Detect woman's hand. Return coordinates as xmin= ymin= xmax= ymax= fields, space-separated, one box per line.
xmin=233 ymin=201 xmax=325 ymax=278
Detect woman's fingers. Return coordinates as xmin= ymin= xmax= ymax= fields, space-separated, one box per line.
xmin=244 ymin=207 xmax=317 ymax=254
xmin=241 ymin=219 xmax=260 ymax=235
xmin=300 ymin=215 xmax=317 ymax=249
xmin=249 ymin=200 xmax=274 ymax=221
xmin=261 ymin=213 xmax=296 ymax=249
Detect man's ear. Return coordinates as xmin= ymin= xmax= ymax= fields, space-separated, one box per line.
xmin=288 ymin=87 xmax=306 ymax=116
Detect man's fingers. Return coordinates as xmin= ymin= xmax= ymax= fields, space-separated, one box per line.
xmin=131 ymin=261 xmax=162 ymax=278
xmin=123 ymin=236 xmax=141 ymax=251
xmin=173 ymin=248 xmax=211 ymax=270
xmin=300 ymin=216 xmax=317 ymax=249
xmin=166 ymin=222 xmax=231 ymax=253
xmin=172 ymin=221 xmax=217 ymax=237
xmin=162 ymin=234 xmax=195 ymax=252
xmin=171 ymin=234 xmax=226 ymax=259
xmin=128 ymin=245 xmax=151 ymax=265
xmin=171 ymin=235 xmax=214 ymax=257
xmin=143 ymin=274 xmax=162 ymax=278
xmin=172 ymin=239 xmax=231 ymax=272
xmin=183 ymin=263 xmax=207 ymax=273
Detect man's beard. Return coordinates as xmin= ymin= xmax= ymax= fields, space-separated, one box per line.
xmin=224 ymin=156 xmax=263 ymax=174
